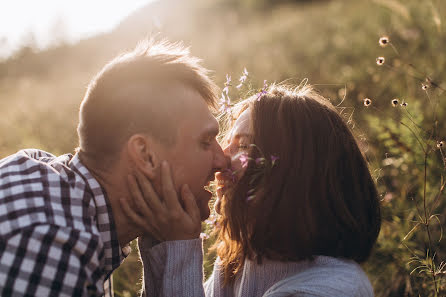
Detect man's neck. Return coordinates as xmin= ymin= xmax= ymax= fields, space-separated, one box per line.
xmin=81 ymin=157 xmax=140 ymax=247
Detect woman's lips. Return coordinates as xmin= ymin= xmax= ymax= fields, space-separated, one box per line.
xmin=215 ymin=172 xmax=231 ymax=188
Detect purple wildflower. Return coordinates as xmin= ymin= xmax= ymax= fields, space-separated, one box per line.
xmin=236 ymin=68 xmax=249 ymax=89
xmin=219 ymin=92 xmax=231 ymax=113
xmin=223 ymin=168 xmax=237 ymax=183
xmin=239 ymin=152 xmax=249 ymax=168
xmin=200 ymin=232 xmax=210 ymax=240
xmin=224 ymin=74 xmax=232 ymax=87
xmin=255 ymin=157 xmax=265 ymax=165
xmin=271 ymin=155 xmax=279 ymax=166
xmin=256 ymin=80 xmax=268 ymax=101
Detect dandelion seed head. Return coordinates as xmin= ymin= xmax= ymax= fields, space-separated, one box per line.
xmin=391 ymin=98 xmax=399 ymax=107
xmin=363 ymin=98 xmax=372 ymax=107
xmin=376 ymin=57 xmax=385 ymax=66
xmin=379 ymin=36 xmax=390 ymax=47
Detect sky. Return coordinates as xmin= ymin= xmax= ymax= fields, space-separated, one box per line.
xmin=0 ymin=0 xmax=156 ymax=58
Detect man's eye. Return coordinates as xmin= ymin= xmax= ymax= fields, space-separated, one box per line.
xmin=202 ymin=139 xmax=212 ymax=148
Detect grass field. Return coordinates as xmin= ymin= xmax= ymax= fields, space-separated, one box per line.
xmin=1 ymin=0 xmax=446 ymax=296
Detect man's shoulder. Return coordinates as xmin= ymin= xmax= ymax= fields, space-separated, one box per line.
xmin=0 ymin=148 xmax=82 ymax=193
xmin=0 ymin=149 xmax=97 ymax=238
xmin=0 ymin=148 xmax=68 ymax=174
xmin=1 ymin=222 xmax=106 ymax=297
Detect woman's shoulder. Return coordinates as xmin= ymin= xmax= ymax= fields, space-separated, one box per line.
xmin=263 ymin=256 xmax=374 ymax=297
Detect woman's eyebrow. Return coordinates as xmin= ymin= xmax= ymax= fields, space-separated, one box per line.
xmin=232 ymin=133 xmax=251 ymax=140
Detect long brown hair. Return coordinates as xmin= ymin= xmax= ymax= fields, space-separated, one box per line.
xmin=216 ymin=84 xmax=381 ymax=284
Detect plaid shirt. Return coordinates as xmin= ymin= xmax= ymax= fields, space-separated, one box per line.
xmin=0 ymin=149 xmax=130 ymax=296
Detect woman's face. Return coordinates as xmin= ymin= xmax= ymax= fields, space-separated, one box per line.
xmin=215 ymin=108 xmax=252 ymax=214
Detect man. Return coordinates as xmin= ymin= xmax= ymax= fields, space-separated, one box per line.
xmin=0 ymin=39 xmax=226 ymax=296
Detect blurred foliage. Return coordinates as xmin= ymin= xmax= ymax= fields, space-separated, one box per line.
xmin=113 ymin=240 xmax=143 ymax=297
xmin=1 ymin=0 xmax=446 ymax=296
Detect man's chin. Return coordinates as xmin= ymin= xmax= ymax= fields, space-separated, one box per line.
xmin=197 ymin=190 xmax=212 ymax=221
xmin=199 ymin=204 xmax=211 ymax=221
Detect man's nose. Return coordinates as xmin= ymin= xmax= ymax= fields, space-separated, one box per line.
xmin=222 ymin=143 xmax=230 ymax=155
xmin=214 ymin=143 xmax=230 ymax=171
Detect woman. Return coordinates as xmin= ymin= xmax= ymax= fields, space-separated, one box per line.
xmin=123 ymin=84 xmax=381 ymax=297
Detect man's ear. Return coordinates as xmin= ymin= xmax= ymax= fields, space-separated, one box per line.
xmin=127 ymin=134 xmax=159 ymax=179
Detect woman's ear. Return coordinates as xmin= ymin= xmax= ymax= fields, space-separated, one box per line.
xmin=127 ymin=134 xmax=159 ymax=179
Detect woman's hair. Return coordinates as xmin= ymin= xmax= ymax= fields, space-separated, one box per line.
xmin=215 ymin=84 xmax=381 ymax=284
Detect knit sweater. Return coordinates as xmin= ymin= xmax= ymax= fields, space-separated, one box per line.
xmin=139 ymin=237 xmax=374 ymax=297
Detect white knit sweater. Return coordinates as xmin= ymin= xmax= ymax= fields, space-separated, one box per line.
xmin=138 ymin=238 xmax=374 ymax=297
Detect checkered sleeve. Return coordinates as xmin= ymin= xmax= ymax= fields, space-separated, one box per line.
xmin=0 ymin=223 xmax=105 ymax=297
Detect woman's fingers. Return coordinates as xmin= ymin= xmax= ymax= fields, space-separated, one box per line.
xmin=127 ymin=174 xmax=156 ymax=219
xmin=160 ymin=161 xmax=182 ymax=212
xmin=126 ymin=172 xmax=169 ymax=240
xmin=133 ymin=170 xmax=164 ymax=211
xmin=120 ymin=198 xmax=164 ymax=241
xmin=181 ymin=184 xmax=200 ymax=224
xmin=216 ymin=186 xmax=223 ymax=200
xmin=123 ymin=161 xmax=202 ymax=241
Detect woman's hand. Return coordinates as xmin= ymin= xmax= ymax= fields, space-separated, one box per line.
xmin=120 ymin=160 xmax=201 ymax=241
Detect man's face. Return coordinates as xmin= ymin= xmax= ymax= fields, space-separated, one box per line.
xmin=158 ymin=84 xmax=227 ymax=220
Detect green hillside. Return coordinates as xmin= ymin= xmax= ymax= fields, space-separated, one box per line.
xmin=1 ymin=0 xmax=445 ymax=296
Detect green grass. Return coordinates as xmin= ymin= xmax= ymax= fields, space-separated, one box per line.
xmin=1 ymin=0 xmax=446 ymax=296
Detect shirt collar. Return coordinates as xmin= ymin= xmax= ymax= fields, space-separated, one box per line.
xmin=69 ymin=154 xmax=130 ymax=276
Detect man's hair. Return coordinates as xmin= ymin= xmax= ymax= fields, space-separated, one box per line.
xmin=216 ymin=85 xmax=381 ymax=284
xmin=77 ymin=39 xmax=218 ymax=165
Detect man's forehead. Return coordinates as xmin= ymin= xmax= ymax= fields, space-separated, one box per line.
xmin=172 ymin=88 xmax=219 ymax=136
xmin=199 ymin=114 xmax=219 ymax=136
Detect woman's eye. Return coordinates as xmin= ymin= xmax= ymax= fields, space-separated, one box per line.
xmin=238 ymin=144 xmax=249 ymax=150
